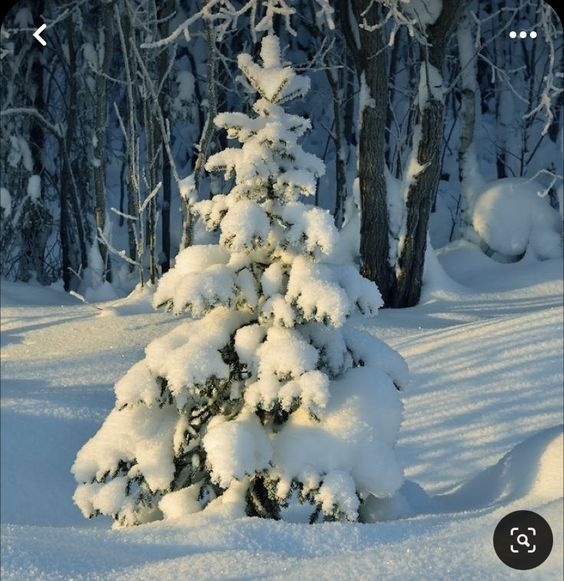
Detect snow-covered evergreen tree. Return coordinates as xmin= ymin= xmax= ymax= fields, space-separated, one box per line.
xmin=72 ymin=35 xmax=408 ymax=526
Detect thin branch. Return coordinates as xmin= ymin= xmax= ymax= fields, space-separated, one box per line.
xmin=0 ymin=108 xmax=62 ymax=138
xmin=98 ymin=228 xmax=141 ymax=268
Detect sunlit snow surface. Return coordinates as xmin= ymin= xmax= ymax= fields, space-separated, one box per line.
xmin=1 ymin=244 xmax=562 ymax=579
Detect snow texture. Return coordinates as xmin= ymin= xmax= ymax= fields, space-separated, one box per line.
xmin=203 ymin=412 xmax=272 ymax=488
xmin=1 ymin=247 xmax=562 ymax=578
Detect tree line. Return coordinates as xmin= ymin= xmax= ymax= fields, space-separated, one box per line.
xmin=1 ymin=0 xmax=561 ymax=307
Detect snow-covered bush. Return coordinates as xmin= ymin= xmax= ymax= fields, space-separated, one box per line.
xmin=72 ymin=35 xmax=407 ymax=526
xmin=471 ymin=178 xmax=562 ymax=261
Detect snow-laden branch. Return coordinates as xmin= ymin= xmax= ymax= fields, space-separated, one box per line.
xmin=141 ymin=0 xmax=335 ymax=47
xmin=140 ymin=1 xmax=221 ymax=48
xmin=358 ymin=0 xmax=418 ymax=42
xmin=524 ymin=169 xmax=563 ymax=197
xmin=523 ymin=3 xmax=563 ymax=136
xmin=314 ymin=0 xmax=334 ymax=30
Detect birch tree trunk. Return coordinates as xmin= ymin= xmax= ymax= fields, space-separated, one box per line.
xmin=456 ymin=2 xmax=483 ymax=236
xmin=326 ymin=62 xmax=347 ymax=228
xmin=183 ymin=15 xmax=217 ymax=245
xmin=144 ymin=92 xmax=158 ymax=285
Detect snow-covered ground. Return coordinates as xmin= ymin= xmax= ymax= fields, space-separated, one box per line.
xmin=1 ymin=244 xmax=562 ymax=580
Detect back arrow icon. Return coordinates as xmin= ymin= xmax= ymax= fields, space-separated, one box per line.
xmin=33 ymin=24 xmax=47 ymax=46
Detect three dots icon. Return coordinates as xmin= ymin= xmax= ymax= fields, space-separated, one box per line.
xmin=509 ymin=30 xmax=537 ymax=39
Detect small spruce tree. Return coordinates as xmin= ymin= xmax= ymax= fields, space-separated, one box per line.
xmin=73 ymin=35 xmax=408 ymax=526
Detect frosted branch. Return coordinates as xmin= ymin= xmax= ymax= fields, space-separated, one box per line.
xmin=139 ymin=182 xmax=162 ymax=215
xmin=110 ymin=207 xmax=137 ymax=221
xmin=97 ymin=228 xmax=141 ymax=268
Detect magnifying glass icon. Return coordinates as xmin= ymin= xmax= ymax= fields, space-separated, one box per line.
xmin=517 ymin=533 xmax=530 ymax=548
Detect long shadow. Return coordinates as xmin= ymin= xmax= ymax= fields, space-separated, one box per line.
xmin=0 ymin=331 xmax=24 ymax=347
xmin=1 ymin=312 xmax=93 ymax=340
xmin=377 ymin=292 xmax=563 ymax=335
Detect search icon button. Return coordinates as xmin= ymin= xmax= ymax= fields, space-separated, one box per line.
xmin=516 ymin=533 xmax=530 ymax=548
xmin=493 ymin=510 xmax=552 ymax=570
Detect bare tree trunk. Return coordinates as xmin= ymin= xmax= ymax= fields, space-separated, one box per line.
xmin=60 ymin=153 xmax=72 ymax=291
xmin=158 ymin=0 xmax=173 ymax=273
xmin=120 ymin=9 xmax=137 ymax=270
xmin=93 ymin=0 xmax=114 ymax=282
xmin=385 ymin=25 xmax=400 ymax=169
xmin=194 ymin=19 xmax=218 ymax=180
xmin=519 ymin=31 xmax=537 ymax=177
xmin=61 ymin=12 xmax=88 ymax=290
xmin=390 ymin=0 xmax=464 ymax=307
xmin=493 ymin=3 xmax=511 ymax=179
xmin=340 ymin=0 xmax=395 ymax=305
xmin=343 ymin=51 xmax=356 ymax=148
xmin=161 ymin=138 xmax=172 ymax=272
xmin=547 ymin=45 xmax=563 ymax=144
xmin=116 ymin=5 xmax=142 ymax=281
xmin=20 ymin=0 xmax=49 ymax=285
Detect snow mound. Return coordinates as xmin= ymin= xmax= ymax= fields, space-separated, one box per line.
xmin=83 ymin=281 xmax=119 ymax=303
xmin=437 ymin=424 xmax=563 ymax=511
xmin=420 ymin=239 xmax=464 ymax=300
xmin=471 ymin=178 xmax=562 ymax=261
xmin=101 ymin=286 xmax=156 ymax=316
xmin=1 ymin=280 xmax=76 ymax=307
xmin=364 ymin=425 xmax=563 ymax=521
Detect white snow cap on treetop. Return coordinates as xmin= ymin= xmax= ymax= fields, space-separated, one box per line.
xmin=238 ymin=34 xmax=310 ymax=104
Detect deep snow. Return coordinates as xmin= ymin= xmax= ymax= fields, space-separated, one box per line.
xmin=1 ymin=244 xmax=562 ymax=579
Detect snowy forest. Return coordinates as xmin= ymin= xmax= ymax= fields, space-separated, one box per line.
xmin=1 ymin=0 xmax=563 ymax=578
xmin=1 ymin=0 xmax=562 ymax=305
